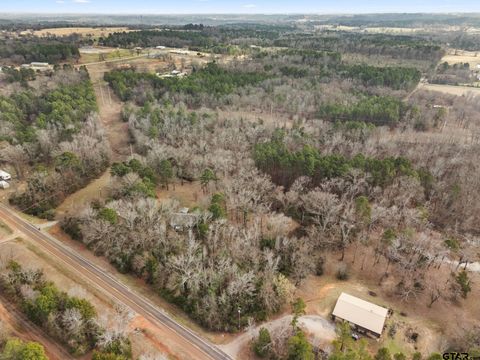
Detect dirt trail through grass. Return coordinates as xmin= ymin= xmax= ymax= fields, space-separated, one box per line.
xmin=87 ymin=62 xmax=130 ymax=161
xmin=55 ymin=61 xmax=129 ymax=217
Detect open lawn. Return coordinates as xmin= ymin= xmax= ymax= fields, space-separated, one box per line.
xmin=156 ymin=181 xmax=206 ymax=208
xmin=56 ymin=170 xmax=112 ymax=218
xmin=443 ymin=49 xmax=480 ymax=68
xmin=79 ymin=47 xmax=138 ymax=64
xmin=418 ymin=83 xmax=480 ymax=96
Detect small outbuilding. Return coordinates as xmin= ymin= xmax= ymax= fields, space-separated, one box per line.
xmin=332 ymin=292 xmax=389 ymax=338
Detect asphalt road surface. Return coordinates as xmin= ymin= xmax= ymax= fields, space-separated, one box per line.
xmin=0 ymin=204 xmax=232 ymax=360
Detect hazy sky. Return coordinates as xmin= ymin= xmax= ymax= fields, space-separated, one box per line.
xmin=1 ymin=0 xmax=480 ymax=14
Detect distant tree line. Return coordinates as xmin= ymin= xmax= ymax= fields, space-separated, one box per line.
xmin=254 ymin=134 xmax=428 ymax=189
xmin=274 ymin=32 xmax=444 ymax=63
xmin=340 ymin=64 xmax=421 ymax=90
xmin=318 ymin=95 xmax=408 ymax=126
xmin=104 ymin=62 xmax=270 ymax=105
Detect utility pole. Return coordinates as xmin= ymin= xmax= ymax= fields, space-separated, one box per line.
xmin=237 ymin=307 xmax=241 ymax=330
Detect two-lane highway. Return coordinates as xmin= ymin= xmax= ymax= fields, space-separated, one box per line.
xmin=0 ymin=204 xmax=232 ymax=360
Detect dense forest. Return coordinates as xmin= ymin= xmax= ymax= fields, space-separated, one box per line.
xmin=79 ymin=31 xmax=480 ymax=353
xmin=0 ymin=38 xmax=80 ymax=64
xmin=341 ymin=64 xmax=421 ymax=90
xmin=99 ymin=25 xmax=295 ymax=52
xmin=1 ymin=69 xmax=110 ymax=218
xmin=105 ymin=62 xmax=270 ymax=105
xmin=274 ymin=33 xmax=445 ymax=63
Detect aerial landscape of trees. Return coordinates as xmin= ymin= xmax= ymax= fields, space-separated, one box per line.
xmin=1 ymin=15 xmax=479 ymax=359
xmin=0 ymin=38 xmax=80 ymax=64
xmin=0 ymin=69 xmax=111 ymax=218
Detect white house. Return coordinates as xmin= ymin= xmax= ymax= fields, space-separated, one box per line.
xmin=332 ymin=292 xmax=389 ymax=338
xmin=0 ymin=170 xmax=11 ymax=181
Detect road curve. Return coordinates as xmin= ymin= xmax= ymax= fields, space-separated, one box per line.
xmin=0 ymin=204 xmax=232 ymax=360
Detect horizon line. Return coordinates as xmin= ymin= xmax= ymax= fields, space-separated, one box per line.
xmin=2 ymin=11 xmax=480 ymax=16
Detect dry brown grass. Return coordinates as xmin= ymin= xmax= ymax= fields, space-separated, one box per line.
xmin=295 ymin=241 xmax=480 ymax=355
xmin=0 ymin=220 xmax=12 ymax=238
xmin=33 ymin=27 xmax=134 ymax=38
xmin=418 ymin=83 xmax=480 ymax=96
xmin=56 ymin=171 xmax=112 ymax=218
xmin=156 ymin=181 xmax=206 ymax=208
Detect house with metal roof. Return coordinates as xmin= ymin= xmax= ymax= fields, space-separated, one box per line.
xmin=332 ymin=292 xmax=389 ymax=338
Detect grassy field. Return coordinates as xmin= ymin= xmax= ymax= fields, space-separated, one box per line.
xmin=0 ymin=220 xmax=12 ymax=238
xmin=419 ymin=83 xmax=480 ymax=96
xmin=79 ymin=47 xmax=138 ymax=64
xmin=33 ymin=27 xmax=134 ymax=38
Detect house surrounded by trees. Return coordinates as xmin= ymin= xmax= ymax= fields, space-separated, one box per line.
xmin=332 ymin=292 xmax=389 ymax=338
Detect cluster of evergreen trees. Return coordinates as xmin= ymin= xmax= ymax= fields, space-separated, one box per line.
xmin=318 ymin=96 xmax=408 ymax=126
xmin=104 ymin=62 xmax=269 ymax=103
xmin=99 ymin=25 xmax=292 ymax=52
xmin=341 ymin=64 xmax=421 ymax=90
xmin=273 ymin=33 xmax=444 ymax=63
xmin=99 ymin=29 xmax=214 ymax=49
xmin=0 ymin=75 xmax=97 ymax=144
xmin=1 ymin=66 xmax=36 ymax=85
xmin=110 ymin=159 xmax=157 ymax=198
xmin=254 ymin=136 xmax=424 ymax=189
xmin=0 ymin=39 xmax=79 ymax=64
xmin=5 ymin=75 xmax=109 ymax=218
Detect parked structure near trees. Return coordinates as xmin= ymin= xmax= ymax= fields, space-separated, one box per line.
xmin=332 ymin=293 xmax=389 ymax=338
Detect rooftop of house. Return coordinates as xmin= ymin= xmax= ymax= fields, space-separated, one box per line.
xmin=332 ymin=292 xmax=389 ymax=335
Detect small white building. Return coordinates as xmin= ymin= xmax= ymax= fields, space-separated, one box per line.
xmin=0 ymin=170 xmax=11 ymax=181
xmin=332 ymin=293 xmax=389 ymax=338
xmin=0 ymin=181 xmax=10 ymax=189
xmin=169 ymin=49 xmax=189 ymax=55
xmin=156 ymin=46 xmax=166 ymax=49
xmin=21 ymin=62 xmax=52 ymax=71
xmin=31 ymin=62 xmax=49 ymax=68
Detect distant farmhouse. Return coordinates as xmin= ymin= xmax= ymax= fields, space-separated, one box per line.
xmin=332 ymin=292 xmax=389 ymax=338
xmin=21 ymin=62 xmax=53 ymax=71
xmin=156 ymin=69 xmax=187 ymax=78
